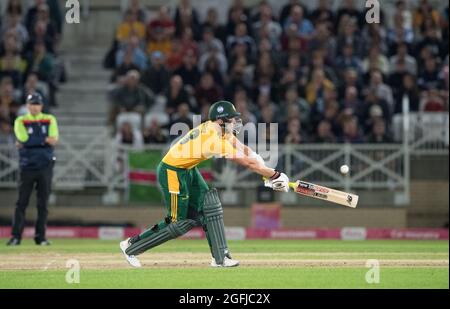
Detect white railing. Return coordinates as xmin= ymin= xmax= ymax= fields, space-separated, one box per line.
xmin=0 ymin=112 xmax=448 ymax=205
xmin=393 ymin=112 xmax=449 ymax=155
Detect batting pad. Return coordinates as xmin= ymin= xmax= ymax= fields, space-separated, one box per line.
xmin=203 ymin=188 xmax=229 ymax=265
xmin=125 ymin=219 xmax=198 ymax=256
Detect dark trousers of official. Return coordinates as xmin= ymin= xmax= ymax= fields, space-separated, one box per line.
xmin=11 ymin=163 xmax=53 ymax=241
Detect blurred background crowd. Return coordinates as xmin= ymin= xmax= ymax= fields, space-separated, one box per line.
xmin=0 ymin=0 xmax=66 ymax=145
xmin=107 ymin=0 xmax=449 ymax=148
xmin=1 ymin=0 xmax=448 ymax=148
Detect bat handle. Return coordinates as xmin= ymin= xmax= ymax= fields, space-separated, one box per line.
xmin=288 ymin=182 xmax=297 ymax=189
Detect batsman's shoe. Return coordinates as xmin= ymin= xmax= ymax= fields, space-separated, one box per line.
xmin=35 ymin=239 xmax=51 ymax=246
xmin=210 ymin=257 xmax=240 ymax=267
xmin=6 ymin=238 xmax=21 ymax=246
xmin=120 ymin=238 xmax=142 ymax=268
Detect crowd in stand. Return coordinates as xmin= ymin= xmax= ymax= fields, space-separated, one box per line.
xmin=0 ymin=0 xmax=65 ymax=146
xmin=104 ymin=0 xmax=447 ymax=147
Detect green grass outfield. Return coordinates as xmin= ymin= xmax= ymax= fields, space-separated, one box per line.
xmin=0 ymin=239 xmax=448 ymax=288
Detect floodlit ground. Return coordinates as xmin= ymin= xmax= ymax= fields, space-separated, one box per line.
xmin=0 ymin=239 xmax=448 ymax=288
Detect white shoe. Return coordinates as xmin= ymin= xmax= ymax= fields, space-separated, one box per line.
xmin=210 ymin=256 xmax=240 ymax=267
xmin=120 ymin=238 xmax=142 ymax=268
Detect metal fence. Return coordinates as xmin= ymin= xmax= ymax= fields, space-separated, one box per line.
xmin=0 ymin=112 xmax=448 ymax=204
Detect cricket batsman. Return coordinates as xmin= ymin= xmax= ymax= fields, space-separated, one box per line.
xmin=120 ymin=101 xmax=289 ymax=267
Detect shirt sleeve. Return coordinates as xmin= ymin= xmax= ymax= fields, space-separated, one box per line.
xmin=48 ymin=115 xmax=59 ymax=138
xmin=14 ymin=118 xmax=29 ymax=143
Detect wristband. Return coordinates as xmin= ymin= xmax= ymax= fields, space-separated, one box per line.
xmin=270 ymin=170 xmax=280 ymax=180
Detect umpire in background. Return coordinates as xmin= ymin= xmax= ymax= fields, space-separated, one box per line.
xmin=7 ymin=93 xmax=59 ymax=246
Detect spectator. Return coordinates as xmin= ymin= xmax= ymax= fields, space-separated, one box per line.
xmin=280 ymin=86 xmax=310 ymax=127
xmin=394 ymin=1 xmax=413 ymax=32
xmin=418 ymin=56 xmax=440 ymax=90
xmin=201 ymin=55 xmax=225 ymax=87
xmin=258 ymin=103 xmax=276 ymax=124
xmin=416 ymin=26 xmax=446 ymax=60
xmin=420 ymin=88 xmax=445 ymax=111
xmin=165 ymin=75 xmax=192 ymax=115
xmin=124 ymin=0 xmax=147 ymax=23
xmin=0 ymin=117 xmax=15 ymax=145
xmin=335 ymin=43 xmax=362 ymax=76
xmin=361 ymin=23 xmax=388 ymax=56
xmin=109 ymin=70 xmax=154 ymax=123
xmin=115 ymin=121 xmax=143 ymax=149
xmin=226 ymin=0 xmax=251 ymax=39
xmin=34 ymin=4 xmax=58 ymax=43
xmin=389 ymin=43 xmax=417 ymax=76
xmin=198 ymin=41 xmax=228 ymax=77
xmin=199 ymin=27 xmax=225 ymax=57
xmin=366 ymin=70 xmax=394 ymax=112
xmin=147 ymin=5 xmax=174 ymax=40
xmin=24 ymin=0 xmax=46 ymax=34
xmin=147 ymin=23 xmax=172 ymax=58
xmin=235 ymin=94 xmax=257 ymax=124
xmin=0 ymin=36 xmax=27 ymax=87
xmin=21 ymin=72 xmax=49 ymax=112
xmin=341 ymin=86 xmax=363 ymax=118
xmin=279 ymin=0 xmax=305 ymax=27
xmin=360 ymin=90 xmax=391 ymax=134
xmin=202 ymin=8 xmax=227 ymax=44
xmin=252 ymin=4 xmax=282 ymax=46
xmin=116 ymin=11 xmax=146 ymax=44
xmin=283 ymin=5 xmax=314 ymax=41
xmin=111 ymin=47 xmax=141 ymax=83
xmin=165 ymin=39 xmax=184 ymax=71
xmin=413 ymin=0 xmax=441 ymax=35
xmin=253 ymin=75 xmax=278 ymax=103
xmin=338 ymin=116 xmax=364 ymax=143
xmin=141 ymin=51 xmax=170 ymax=95
xmin=366 ymin=118 xmax=393 ymax=143
xmin=308 ymin=22 xmax=336 ymax=63
xmin=169 ymin=102 xmax=193 ymax=131
xmin=314 ymin=97 xmax=342 ymax=137
xmin=116 ymin=35 xmax=148 ymax=71
xmin=279 ymin=53 xmax=308 ymax=92
xmin=0 ymin=79 xmax=20 ymax=125
xmin=5 ymin=0 xmax=23 ymax=16
xmin=226 ymin=22 xmax=256 ymax=62
xmin=394 ymin=73 xmax=421 ymax=114
xmin=284 ymin=118 xmax=307 ymax=144
xmin=25 ymin=42 xmax=55 ymax=85
xmin=336 ymin=0 xmax=362 ymax=29
xmin=309 ymin=50 xmax=338 ymax=86
xmin=310 ymin=0 xmax=335 ymax=26
xmin=1 ymin=11 xmax=28 ymax=47
xmin=174 ymin=0 xmax=201 ymax=40
xmin=337 ymin=68 xmax=362 ymax=100
xmin=174 ymin=49 xmax=200 ymax=88
xmin=362 ymin=46 xmax=390 ymax=76
xmin=180 ymin=27 xmax=199 ymax=56
xmin=143 ymin=119 xmax=167 ymax=144
xmin=195 ymin=72 xmax=222 ymax=109
xmin=24 ymin=20 xmax=54 ymax=55
xmin=314 ymin=120 xmax=336 ymax=143
xmin=387 ymin=10 xmax=414 ymax=51
xmin=336 ymin=17 xmax=363 ymax=58
xmin=305 ymin=69 xmax=335 ymax=109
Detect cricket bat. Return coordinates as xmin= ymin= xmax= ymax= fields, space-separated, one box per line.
xmin=288 ymin=180 xmax=359 ymax=208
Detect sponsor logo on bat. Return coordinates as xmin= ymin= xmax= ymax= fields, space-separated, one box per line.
xmin=314 ymin=192 xmax=328 ymax=199
xmin=296 ymin=187 xmax=315 ymax=196
xmin=347 ymin=195 xmax=353 ymax=204
xmin=298 ymin=181 xmax=329 ymax=193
